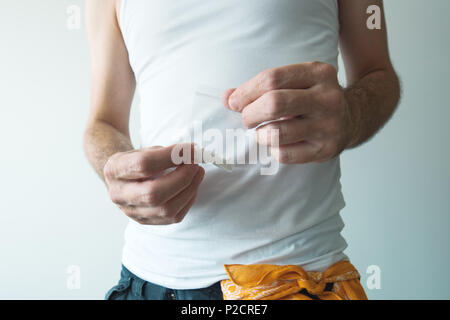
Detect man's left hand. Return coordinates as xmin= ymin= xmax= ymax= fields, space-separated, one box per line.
xmin=223 ymin=62 xmax=357 ymax=164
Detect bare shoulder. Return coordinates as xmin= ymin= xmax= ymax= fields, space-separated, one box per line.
xmin=114 ymin=0 xmax=122 ymax=22
xmin=85 ymin=0 xmax=119 ymax=11
xmin=86 ymin=0 xmax=119 ymax=28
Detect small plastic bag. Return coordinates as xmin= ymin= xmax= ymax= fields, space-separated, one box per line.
xmin=173 ymin=84 xmax=278 ymax=174
xmin=173 ymin=84 xmax=244 ymax=171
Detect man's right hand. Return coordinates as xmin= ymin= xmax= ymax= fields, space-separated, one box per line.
xmin=103 ymin=145 xmax=205 ymax=225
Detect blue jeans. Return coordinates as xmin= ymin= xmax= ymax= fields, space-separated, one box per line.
xmin=105 ymin=265 xmax=224 ymax=300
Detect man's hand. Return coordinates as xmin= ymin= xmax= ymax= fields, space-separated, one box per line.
xmin=103 ymin=145 xmax=205 ymax=225
xmin=85 ymin=2 xmax=205 ymax=226
xmin=224 ymin=62 xmax=356 ymax=164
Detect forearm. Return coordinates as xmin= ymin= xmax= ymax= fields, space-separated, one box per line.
xmin=344 ymin=67 xmax=401 ymax=149
xmin=83 ymin=120 xmax=134 ymax=180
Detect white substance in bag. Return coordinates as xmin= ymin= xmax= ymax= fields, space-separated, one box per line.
xmin=182 ymin=84 xmax=246 ymax=172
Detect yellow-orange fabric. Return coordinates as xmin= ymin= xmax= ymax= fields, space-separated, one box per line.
xmin=220 ymin=260 xmax=367 ymax=300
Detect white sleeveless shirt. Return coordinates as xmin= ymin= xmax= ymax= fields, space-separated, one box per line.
xmin=119 ymin=0 xmax=349 ymax=289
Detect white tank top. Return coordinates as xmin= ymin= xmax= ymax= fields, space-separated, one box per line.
xmin=119 ymin=0 xmax=349 ymax=289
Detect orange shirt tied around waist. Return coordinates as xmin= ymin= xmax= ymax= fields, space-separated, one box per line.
xmin=220 ymin=260 xmax=368 ymax=300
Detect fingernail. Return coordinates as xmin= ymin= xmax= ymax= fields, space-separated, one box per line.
xmin=228 ymin=95 xmax=239 ymax=111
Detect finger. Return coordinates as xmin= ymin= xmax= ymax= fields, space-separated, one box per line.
xmin=109 ymin=143 xmax=195 ymax=180
xmin=172 ymin=190 xmax=199 ymax=224
xmin=109 ymin=164 xmax=201 ymax=207
xmin=227 ymin=62 xmax=332 ymax=112
xmin=163 ymin=167 xmax=205 ymax=220
xmin=120 ymin=167 xmax=205 ymax=225
xmin=241 ymin=89 xmax=315 ymax=128
xmin=119 ymin=205 xmax=169 ymax=226
xmin=150 ymin=164 xmax=202 ymax=205
xmin=257 ymin=117 xmax=316 ymax=146
xmin=123 ymin=189 xmax=199 ymax=226
xmin=270 ymin=141 xmax=322 ymax=164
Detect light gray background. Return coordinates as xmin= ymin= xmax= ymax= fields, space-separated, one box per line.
xmin=0 ymin=0 xmax=448 ymax=299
